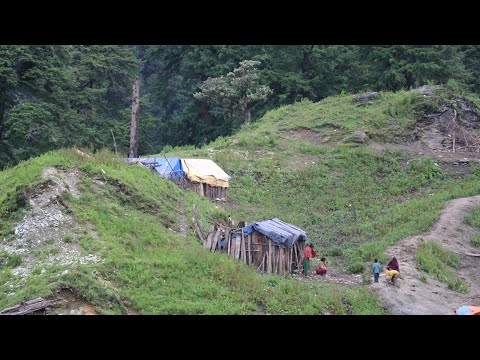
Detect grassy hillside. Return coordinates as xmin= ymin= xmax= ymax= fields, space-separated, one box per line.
xmin=159 ymin=89 xmax=480 ymax=269
xmin=0 ymin=149 xmax=383 ymax=314
xmin=3 ymin=87 xmax=480 ymax=315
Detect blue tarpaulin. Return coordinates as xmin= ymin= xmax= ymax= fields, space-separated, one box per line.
xmin=242 ymin=218 xmax=307 ymax=247
xmin=122 ymin=157 xmax=185 ymax=179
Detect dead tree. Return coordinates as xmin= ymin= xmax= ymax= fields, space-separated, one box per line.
xmin=128 ymin=78 xmax=140 ymax=158
xmin=111 ymin=129 xmax=118 ymax=155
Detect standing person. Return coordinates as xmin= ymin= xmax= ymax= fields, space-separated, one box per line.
xmin=372 ymin=258 xmax=381 ymax=283
xmin=316 ymin=257 xmax=328 ymax=276
xmin=303 ymin=243 xmax=319 ymax=277
xmin=385 ymin=256 xmax=400 ymax=284
xmin=227 ymin=215 xmax=234 ymax=228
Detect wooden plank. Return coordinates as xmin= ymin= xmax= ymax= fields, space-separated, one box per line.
xmin=267 ymin=239 xmax=272 ymax=273
xmin=206 ymin=228 xmax=215 ymax=250
xmin=288 ymin=247 xmax=292 ymax=272
xmin=0 ymin=298 xmax=54 ymax=315
xmin=235 ymin=231 xmax=241 ymax=259
xmin=271 ymin=244 xmax=276 ymax=274
xmin=223 ymin=229 xmax=230 ymax=253
xmin=211 ymin=230 xmax=220 ymax=251
xmin=204 ymin=225 xmax=215 ymax=248
xmin=227 ymin=230 xmax=231 ymax=255
xmin=247 ymin=235 xmax=251 ymax=265
xmin=279 ymin=247 xmax=284 ymax=275
xmin=241 ymin=229 xmax=246 ymax=263
xmin=258 ymin=234 xmax=264 ymax=265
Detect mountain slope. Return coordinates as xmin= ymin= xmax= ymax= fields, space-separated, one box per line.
xmin=0 ymin=149 xmax=383 ymax=314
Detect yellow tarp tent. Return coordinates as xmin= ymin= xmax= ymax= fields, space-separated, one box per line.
xmin=181 ymin=159 xmax=231 ymax=187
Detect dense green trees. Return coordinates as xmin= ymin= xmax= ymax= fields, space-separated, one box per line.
xmin=0 ymin=45 xmax=140 ymax=168
xmin=1 ymin=45 xmax=480 ymax=168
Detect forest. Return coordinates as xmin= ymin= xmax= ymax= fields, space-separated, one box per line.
xmin=1 ymin=45 xmax=479 ymax=168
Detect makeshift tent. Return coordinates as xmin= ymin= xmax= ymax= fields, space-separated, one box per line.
xmin=181 ymin=159 xmax=231 ymax=200
xmin=204 ymin=218 xmax=307 ymax=275
xmin=243 ymin=218 xmax=308 ymax=247
xmin=122 ymin=157 xmax=184 ymax=179
xmin=456 ymin=305 xmax=480 ymax=315
xmin=121 ymin=157 xmax=231 ymax=201
xmin=181 ymin=159 xmax=230 ymax=187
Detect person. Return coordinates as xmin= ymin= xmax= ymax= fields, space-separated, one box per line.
xmin=385 ymin=255 xmax=399 ymax=284
xmin=372 ymin=258 xmax=381 ymax=283
xmin=316 ymin=257 xmax=328 ymax=276
xmin=303 ymin=243 xmax=319 ymax=277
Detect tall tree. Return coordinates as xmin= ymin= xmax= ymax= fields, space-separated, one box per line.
xmin=194 ymin=60 xmax=272 ymax=125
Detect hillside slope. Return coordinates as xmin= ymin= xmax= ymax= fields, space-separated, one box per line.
xmin=0 ymin=149 xmax=382 ymax=314
xmin=158 ymin=87 xmax=480 ymax=313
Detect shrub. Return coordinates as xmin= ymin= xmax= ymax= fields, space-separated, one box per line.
xmin=347 ymin=262 xmax=366 ymax=274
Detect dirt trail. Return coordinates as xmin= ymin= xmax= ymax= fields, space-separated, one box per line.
xmin=375 ymin=195 xmax=480 ymax=315
xmin=369 ymin=142 xmax=480 ymax=165
xmin=292 ymin=267 xmax=363 ymax=286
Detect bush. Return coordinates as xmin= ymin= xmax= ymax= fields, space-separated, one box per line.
xmin=347 ymin=262 xmax=366 ymax=274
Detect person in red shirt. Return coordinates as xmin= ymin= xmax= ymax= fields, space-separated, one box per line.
xmin=303 ymin=243 xmax=319 ymax=277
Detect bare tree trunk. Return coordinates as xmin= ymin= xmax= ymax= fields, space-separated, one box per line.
xmin=242 ymin=107 xmax=251 ymax=125
xmin=129 ymin=78 xmax=140 ymax=158
xmin=110 ymin=129 xmax=118 ymax=155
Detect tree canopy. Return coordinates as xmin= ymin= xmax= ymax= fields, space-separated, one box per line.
xmin=1 ymin=45 xmax=480 ymax=168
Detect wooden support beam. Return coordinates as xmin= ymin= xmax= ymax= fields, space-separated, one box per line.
xmin=241 ymin=230 xmax=246 ymax=263
xmin=267 ymin=239 xmax=272 ymax=273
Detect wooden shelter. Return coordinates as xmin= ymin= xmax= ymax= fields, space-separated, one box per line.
xmin=181 ymin=159 xmax=230 ymax=201
xmin=200 ymin=218 xmax=307 ymax=275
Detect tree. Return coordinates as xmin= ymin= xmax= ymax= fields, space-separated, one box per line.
xmin=194 ymin=60 xmax=272 ymax=125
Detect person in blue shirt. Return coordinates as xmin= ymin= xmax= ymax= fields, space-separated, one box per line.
xmin=372 ymin=258 xmax=381 ymax=283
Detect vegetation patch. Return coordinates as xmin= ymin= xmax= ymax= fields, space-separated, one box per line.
xmin=415 ymin=240 xmax=467 ymax=293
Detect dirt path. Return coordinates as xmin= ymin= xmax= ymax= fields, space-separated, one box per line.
xmin=292 ymin=267 xmax=363 ymax=286
xmin=369 ymin=142 xmax=480 ymax=165
xmin=375 ymin=195 xmax=480 ymax=315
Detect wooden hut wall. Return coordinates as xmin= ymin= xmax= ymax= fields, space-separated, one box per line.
xmin=206 ymin=227 xmax=304 ymax=275
xmin=185 ymin=180 xmax=228 ymax=201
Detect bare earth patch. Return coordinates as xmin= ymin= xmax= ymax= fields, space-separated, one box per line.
xmin=0 ymin=167 xmax=102 ymax=281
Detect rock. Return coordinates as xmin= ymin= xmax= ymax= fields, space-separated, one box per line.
xmin=345 ymin=130 xmax=369 ymax=144
xmin=410 ymin=85 xmax=440 ymax=96
xmin=355 ymin=92 xmax=379 ymax=103
xmin=62 ymin=270 xmax=69 ymax=275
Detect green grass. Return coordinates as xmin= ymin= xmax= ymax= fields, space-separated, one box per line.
xmin=0 ymin=148 xmax=386 ymax=314
xmin=415 ymin=240 xmax=467 ymax=293
xmin=2 ymin=88 xmax=480 ymax=314
xmin=464 ymin=206 xmax=480 ymax=247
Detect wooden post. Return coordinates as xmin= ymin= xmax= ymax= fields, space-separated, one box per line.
xmin=128 ymin=78 xmax=140 ymax=158
xmin=206 ymin=227 xmax=216 ymax=250
xmin=267 ymin=239 xmax=272 ymax=273
xmin=235 ymin=231 xmax=241 ymax=259
xmin=279 ymin=247 xmax=284 ymax=275
xmin=241 ymin=230 xmax=246 ymax=264
xmin=204 ymin=225 xmax=214 ymax=248
xmin=247 ymin=235 xmax=252 ymax=265
xmin=211 ymin=230 xmax=220 ymax=252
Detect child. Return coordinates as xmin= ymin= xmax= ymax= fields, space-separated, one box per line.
xmin=372 ymin=258 xmax=381 ymax=283
xmin=316 ymin=257 xmax=328 ymax=276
